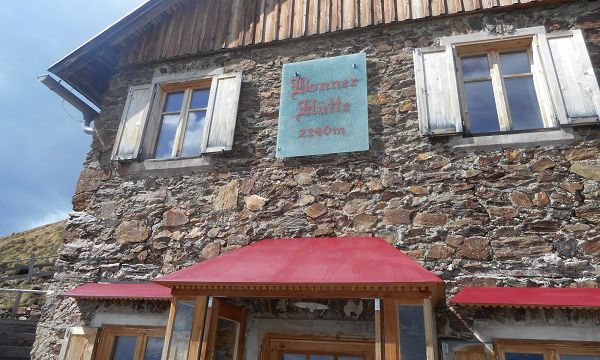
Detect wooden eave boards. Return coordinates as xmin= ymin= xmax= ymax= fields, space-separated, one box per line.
xmin=50 ymin=0 xmax=554 ymax=106
xmin=120 ymin=0 xmax=552 ymax=66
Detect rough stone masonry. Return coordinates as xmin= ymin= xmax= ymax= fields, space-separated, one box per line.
xmin=33 ymin=0 xmax=600 ymax=358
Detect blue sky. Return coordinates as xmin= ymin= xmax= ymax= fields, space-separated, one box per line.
xmin=0 ymin=1 xmax=146 ymax=236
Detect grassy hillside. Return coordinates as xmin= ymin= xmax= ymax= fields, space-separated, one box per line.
xmin=0 ymin=220 xmax=66 ymax=314
xmin=0 ymin=220 xmax=66 ymax=262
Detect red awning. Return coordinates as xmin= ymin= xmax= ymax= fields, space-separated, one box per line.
xmin=62 ymin=283 xmax=171 ymax=301
xmin=451 ymin=287 xmax=600 ymax=309
xmin=155 ymin=237 xmax=444 ymax=300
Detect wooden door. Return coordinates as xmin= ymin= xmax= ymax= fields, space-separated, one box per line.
xmin=200 ymin=299 xmax=247 ymax=360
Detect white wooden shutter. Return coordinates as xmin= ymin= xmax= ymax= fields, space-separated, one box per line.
xmin=201 ymin=72 xmax=243 ymax=153
xmin=58 ymin=327 xmax=99 ymax=360
xmin=111 ymin=84 xmax=152 ymax=161
xmin=539 ymin=30 xmax=600 ymax=125
xmin=413 ymin=45 xmax=463 ymax=136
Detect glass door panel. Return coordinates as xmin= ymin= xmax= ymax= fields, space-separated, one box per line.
xmin=213 ymin=318 xmax=241 ymax=360
xmin=143 ymin=336 xmax=165 ymax=360
xmin=111 ymin=336 xmax=137 ymax=360
xmin=168 ymin=300 xmax=196 ymax=360
xmin=397 ymin=305 xmax=427 ymax=360
xmin=203 ymin=299 xmax=247 ymax=360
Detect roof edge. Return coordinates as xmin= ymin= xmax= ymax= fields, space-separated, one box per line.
xmin=48 ymin=0 xmax=178 ymax=74
xmin=451 ymin=286 xmax=600 ymax=309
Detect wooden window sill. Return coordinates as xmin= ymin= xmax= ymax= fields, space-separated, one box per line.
xmin=120 ymin=156 xmax=213 ymax=177
xmin=447 ymin=128 xmax=576 ymax=151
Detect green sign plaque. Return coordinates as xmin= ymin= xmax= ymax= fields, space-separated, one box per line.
xmin=276 ymin=53 xmax=369 ymax=158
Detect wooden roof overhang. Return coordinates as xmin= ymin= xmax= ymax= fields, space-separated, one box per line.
xmin=154 ymin=237 xmax=445 ymax=304
xmin=62 ymin=282 xmax=172 ymax=301
xmin=48 ymin=0 xmax=558 ymax=107
xmin=167 ymin=282 xmax=443 ymax=303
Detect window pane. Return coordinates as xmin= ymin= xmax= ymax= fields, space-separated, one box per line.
xmin=155 ymin=114 xmax=180 ymax=159
xmin=190 ymin=89 xmax=210 ymax=109
xmin=164 ymin=92 xmax=185 ymax=113
xmin=167 ymin=300 xmax=196 ymax=360
xmin=111 ymin=336 xmax=137 ymax=360
xmin=214 ymin=318 xmax=240 ymax=360
xmin=398 ymin=306 xmax=427 ymax=360
xmin=180 ymin=111 xmax=206 ymax=158
xmin=143 ymin=337 xmax=165 ymax=360
xmin=461 ymin=56 xmax=490 ymax=80
xmin=505 ymin=77 xmax=544 ymax=131
xmin=464 ymin=81 xmax=501 ymax=134
xmin=309 ymin=356 xmax=334 ymax=360
xmin=561 ymin=356 xmax=600 ymax=360
xmin=339 ymin=357 xmax=364 ymax=360
xmin=500 ymin=52 xmax=531 ymax=75
xmin=173 ymin=301 xmax=195 ymax=331
xmin=505 ymin=353 xmax=544 ymax=360
xmin=283 ymin=355 xmax=306 ymax=360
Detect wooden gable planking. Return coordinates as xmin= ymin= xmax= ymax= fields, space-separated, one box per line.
xmin=119 ymin=0 xmax=546 ymax=66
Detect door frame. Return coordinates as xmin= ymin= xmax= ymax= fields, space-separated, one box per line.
xmin=259 ymin=333 xmax=375 ymax=360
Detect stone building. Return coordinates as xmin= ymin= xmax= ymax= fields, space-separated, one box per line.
xmin=34 ymin=0 xmax=600 ymax=359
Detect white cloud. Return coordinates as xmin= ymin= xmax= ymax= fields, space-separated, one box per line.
xmin=25 ymin=209 xmax=71 ymax=230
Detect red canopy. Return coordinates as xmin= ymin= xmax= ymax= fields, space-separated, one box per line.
xmin=62 ymin=283 xmax=171 ymax=300
xmin=155 ymin=237 xmax=443 ymax=299
xmin=451 ymin=287 xmax=600 ymax=309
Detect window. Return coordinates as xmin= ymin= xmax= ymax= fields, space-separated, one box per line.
xmin=154 ymin=81 xmax=211 ymax=159
xmin=496 ymin=340 xmax=600 ymax=360
xmin=167 ymin=300 xmax=196 ymax=360
xmin=398 ymin=305 xmax=428 ymax=360
xmin=414 ymin=27 xmax=600 ymax=143
xmin=95 ymin=326 xmax=166 ymax=360
xmin=382 ymin=298 xmax=436 ymax=360
xmin=112 ymin=70 xmax=242 ymax=166
xmin=458 ymin=47 xmax=547 ymax=135
xmin=261 ymin=334 xmax=374 ymax=360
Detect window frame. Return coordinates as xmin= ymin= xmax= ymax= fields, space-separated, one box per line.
xmin=153 ymin=79 xmax=212 ymax=159
xmin=418 ymin=26 xmax=599 ymax=149
xmin=163 ymin=296 xmax=208 ymax=360
xmin=382 ymin=298 xmax=437 ymax=360
xmin=140 ymin=68 xmax=224 ymax=161
xmin=454 ymin=36 xmax=557 ymax=136
xmin=94 ymin=325 xmax=166 ymax=360
xmin=260 ymin=333 xmax=375 ymax=360
xmin=495 ymin=339 xmax=600 ymax=360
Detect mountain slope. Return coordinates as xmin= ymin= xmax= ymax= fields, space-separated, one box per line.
xmin=0 ymin=221 xmax=66 ymax=263
xmin=0 ymin=220 xmax=66 ymax=313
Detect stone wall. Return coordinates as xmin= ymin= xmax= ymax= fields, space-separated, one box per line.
xmin=33 ymin=0 xmax=600 ymax=358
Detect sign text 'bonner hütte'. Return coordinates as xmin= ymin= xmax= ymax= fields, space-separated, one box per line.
xmin=276 ymin=53 xmax=369 ymax=158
